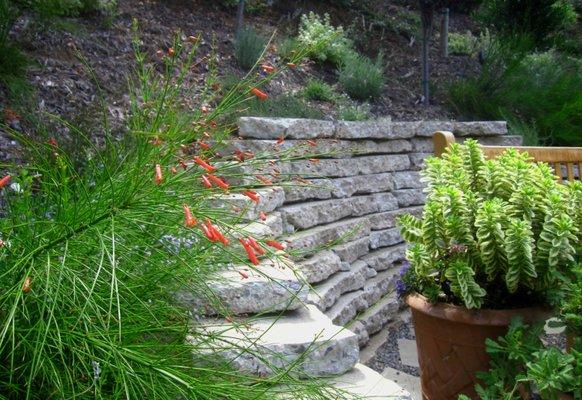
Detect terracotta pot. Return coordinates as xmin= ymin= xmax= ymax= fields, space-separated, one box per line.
xmin=406 ymin=293 xmax=553 ymax=400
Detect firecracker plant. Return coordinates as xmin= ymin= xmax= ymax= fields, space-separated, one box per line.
xmin=397 ymin=140 xmax=582 ymax=309
xmin=0 ymin=25 xmax=342 ymax=399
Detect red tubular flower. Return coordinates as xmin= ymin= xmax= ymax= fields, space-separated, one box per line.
xmin=201 ymin=224 xmax=217 ymax=241
xmin=206 ymin=219 xmax=229 ymax=245
xmin=287 ymin=62 xmax=297 ymax=69
xmin=239 ymin=238 xmax=260 ymax=265
xmin=261 ymin=64 xmax=275 ymax=73
xmin=276 ymin=135 xmax=285 ymax=145
xmin=309 ymin=158 xmax=320 ymax=164
xmin=170 ymin=166 xmax=177 ymax=174
xmin=257 ymin=175 xmax=273 ymax=185
xmin=0 ymin=175 xmax=11 ymax=189
xmin=47 ymin=137 xmax=58 ymax=147
xmin=247 ymin=236 xmax=266 ymax=255
xmin=154 ymin=164 xmax=163 ymax=185
xmin=203 ymin=131 xmax=211 ymax=139
xmin=208 ymin=174 xmax=229 ymax=190
xmin=259 ymin=211 xmax=267 ymax=221
xmin=243 ymin=190 xmax=260 ymax=203
xmin=238 ymin=270 xmax=249 ymax=279
xmin=179 ymin=160 xmax=188 ymax=170
xmin=183 ymin=204 xmax=197 ymax=227
xmin=201 ymin=175 xmax=212 ymax=188
xmin=234 ymin=149 xmax=246 ymax=162
xmin=265 ymin=240 xmax=286 ymax=251
xmin=307 ymin=140 xmax=317 ymax=147
xmin=167 ymin=47 xmax=175 ymax=57
xmin=193 ymin=156 xmax=216 ymax=172
xmin=250 ymin=88 xmax=268 ymax=101
xmin=22 ymin=276 xmax=31 ymax=293
xmin=198 ymin=141 xmax=210 ymax=150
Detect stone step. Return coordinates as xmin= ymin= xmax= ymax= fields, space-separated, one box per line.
xmin=191 ymin=304 xmax=359 ymax=378
xmin=288 ymin=155 xmax=411 ymax=179
xmin=332 ymin=237 xmax=370 ymax=263
xmin=207 ymin=187 xmax=285 ymax=221
xmin=280 ymin=193 xmax=397 ymax=231
xmin=221 ymin=138 xmax=412 ymax=159
xmin=369 ymin=227 xmax=404 ymax=250
xmin=356 ymin=295 xmax=400 ymax=337
xmin=233 ymin=212 xmax=283 ymax=239
xmin=284 ymin=217 xmax=370 ymax=254
xmin=176 ymin=259 xmax=308 ymax=316
xmin=325 ymin=290 xmax=368 ymax=326
xmin=363 ymin=268 xmax=400 ymax=306
xmin=296 ymin=250 xmax=343 ymax=284
xmin=329 ymin=363 xmax=412 ymax=399
xmin=361 ymin=244 xmax=407 ymax=271
xmin=308 ymin=261 xmax=368 ymax=311
xmin=393 ymin=189 xmax=426 ymax=207
xmin=367 ymin=206 xmax=423 ymax=231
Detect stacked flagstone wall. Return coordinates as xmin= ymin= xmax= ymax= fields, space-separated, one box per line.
xmin=227 ymin=117 xmax=521 ymax=347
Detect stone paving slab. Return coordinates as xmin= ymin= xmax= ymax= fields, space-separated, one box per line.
xmin=191 ymin=304 xmax=359 ymax=377
xmin=176 ymin=259 xmax=307 ymax=315
xmin=331 ymin=363 xmax=413 ymax=399
xmin=382 ymin=367 xmax=422 ymax=400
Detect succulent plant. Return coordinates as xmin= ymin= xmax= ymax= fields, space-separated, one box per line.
xmin=398 ymin=140 xmax=582 ymax=309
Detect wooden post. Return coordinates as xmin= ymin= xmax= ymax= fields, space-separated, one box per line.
xmin=420 ymin=5 xmax=433 ymax=106
xmin=440 ymin=7 xmax=449 ymax=57
xmin=235 ymin=0 xmax=245 ymax=36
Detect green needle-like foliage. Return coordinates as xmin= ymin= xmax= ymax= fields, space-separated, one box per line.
xmin=398 ymin=140 xmax=581 ymax=309
xmin=0 ymin=29 xmax=343 ymax=399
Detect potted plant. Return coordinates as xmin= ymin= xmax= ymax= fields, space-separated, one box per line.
xmin=396 ymin=140 xmax=582 ymax=400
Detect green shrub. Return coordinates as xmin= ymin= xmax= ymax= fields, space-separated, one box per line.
xmin=278 ymin=36 xmax=299 ymax=61
xmin=242 ymin=94 xmax=323 ymax=119
xmin=448 ymin=38 xmax=582 ymax=146
xmin=234 ymin=28 xmax=267 ymax=70
xmin=297 ymin=12 xmax=353 ymax=65
xmin=477 ymin=0 xmax=577 ymax=47
xmin=303 ymin=79 xmax=335 ymax=102
xmin=15 ymin=0 xmax=116 ymax=17
xmin=448 ymin=31 xmax=478 ymax=55
xmin=339 ymin=53 xmax=385 ymax=100
xmin=338 ymin=103 xmax=371 ymax=121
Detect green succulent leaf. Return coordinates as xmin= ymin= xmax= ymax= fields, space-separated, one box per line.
xmin=445 ymin=260 xmax=486 ymax=309
xmin=505 ymin=219 xmax=536 ymax=293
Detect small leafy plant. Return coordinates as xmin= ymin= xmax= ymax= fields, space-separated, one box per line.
xmin=297 ymin=12 xmax=353 ymax=66
xmin=303 ymin=79 xmax=336 ymax=102
xmin=338 ymin=52 xmax=385 ymax=100
xmin=461 ymin=318 xmax=581 ymax=400
xmin=234 ymin=28 xmax=267 ymax=70
xmin=398 ymin=140 xmax=582 ymax=309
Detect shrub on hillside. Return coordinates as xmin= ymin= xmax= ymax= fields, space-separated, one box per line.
xmin=338 ymin=53 xmax=385 ymax=100
xmin=449 ymin=39 xmax=582 ymax=146
xmin=242 ymin=94 xmax=323 ymax=119
xmin=476 ymin=0 xmax=577 ymax=48
xmin=15 ymin=0 xmax=116 ymax=17
xmin=297 ymin=12 xmax=353 ymax=66
xmin=234 ymin=28 xmax=267 ymax=70
xmin=339 ymin=103 xmax=371 ymax=121
xmin=303 ymin=79 xmax=335 ymax=102
xmin=448 ymin=31 xmax=478 ymax=55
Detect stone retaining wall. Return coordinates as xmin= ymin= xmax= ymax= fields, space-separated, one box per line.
xmin=229 ymin=117 xmax=520 ymax=348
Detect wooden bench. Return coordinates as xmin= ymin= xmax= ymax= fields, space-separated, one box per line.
xmin=433 ymin=131 xmax=582 ymax=183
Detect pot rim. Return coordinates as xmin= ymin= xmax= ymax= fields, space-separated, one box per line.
xmin=405 ymin=293 xmax=553 ymax=326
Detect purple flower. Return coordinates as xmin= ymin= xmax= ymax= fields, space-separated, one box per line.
xmin=395 ymin=262 xmax=411 ymax=297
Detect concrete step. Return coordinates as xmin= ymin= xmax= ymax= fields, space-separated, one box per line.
xmin=330 ymin=363 xmax=413 ymax=399
xmin=176 ymin=259 xmax=308 ymax=316
xmin=191 ymin=304 xmax=359 ymax=378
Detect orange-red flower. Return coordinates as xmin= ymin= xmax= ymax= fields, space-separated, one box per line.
xmin=47 ymin=137 xmax=58 ymax=147
xmin=287 ymin=62 xmax=297 ymax=69
xmin=256 ymin=175 xmax=273 ymax=185
xmin=198 ymin=141 xmax=210 ymax=150
xmin=203 ymin=131 xmax=211 ymax=139
xmin=208 ymin=174 xmax=229 ymax=190
xmin=243 ymin=190 xmax=260 ymax=203
xmin=250 ymin=87 xmax=268 ymax=101
xmin=259 ymin=211 xmax=267 ymax=221
xmin=239 ymin=238 xmax=260 ymax=265
xmin=179 ymin=160 xmax=188 ymax=170
xmin=265 ymin=240 xmax=285 ymax=251
xmin=306 ymin=140 xmax=317 ymax=147
xmin=193 ymin=156 xmax=216 ymax=172
xmin=309 ymin=158 xmax=320 ymax=164
xmin=247 ymin=236 xmax=266 ymax=255
xmin=276 ymin=135 xmax=285 ymax=145
xmin=183 ymin=204 xmax=197 ymax=227
xmin=201 ymin=175 xmax=212 ymax=188
xmin=154 ymin=164 xmax=163 ymax=185
xmin=238 ymin=270 xmax=249 ymax=279
xmin=261 ymin=64 xmax=275 ymax=73
xmin=167 ymin=47 xmax=175 ymax=57
xmin=22 ymin=276 xmax=31 ymax=293
xmin=205 ymin=219 xmax=229 ymax=245
xmin=171 ymin=166 xmax=178 ymax=174
xmin=0 ymin=175 xmax=11 ymax=189
xmin=201 ymin=223 xmax=216 ymax=241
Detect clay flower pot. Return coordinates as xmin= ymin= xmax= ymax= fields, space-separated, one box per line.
xmin=405 ymin=293 xmax=553 ymax=400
